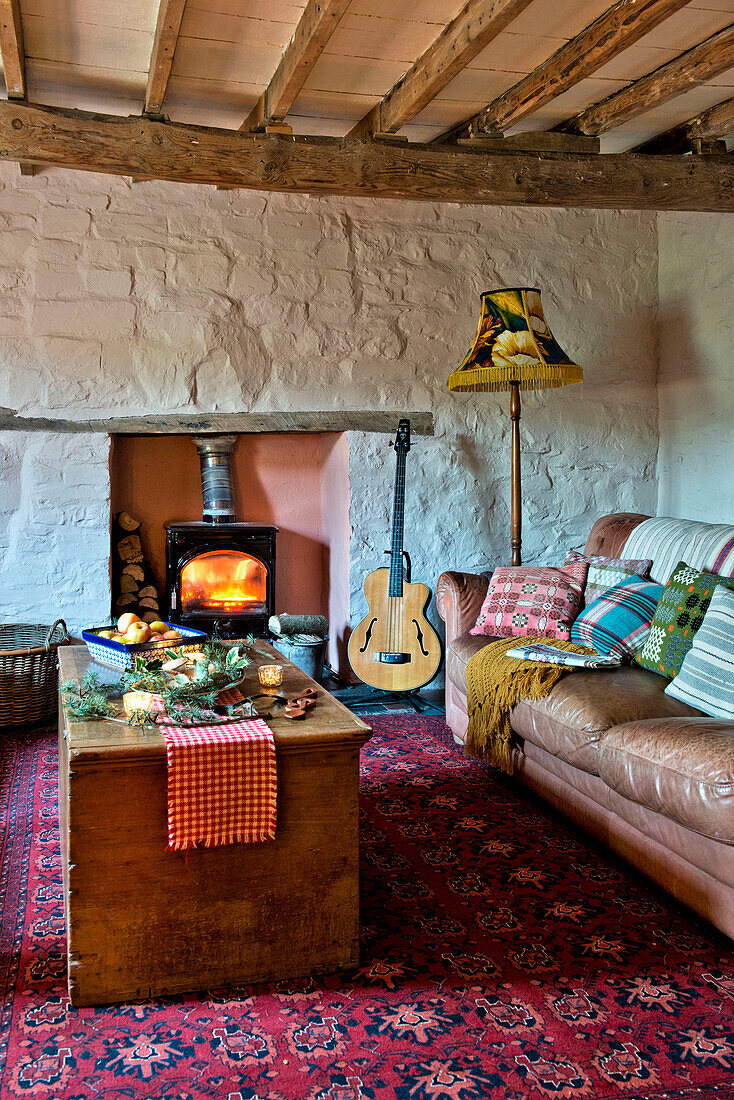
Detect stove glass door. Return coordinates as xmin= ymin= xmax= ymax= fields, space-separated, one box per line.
xmin=179 ymin=549 xmax=267 ymax=616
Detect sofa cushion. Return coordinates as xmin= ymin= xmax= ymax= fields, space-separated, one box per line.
xmin=598 ymin=718 xmax=734 ymax=843
xmin=446 ymin=633 xmax=496 ymax=691
xmin=635 ymin=561 xmax=733 ymax=679
xmin=665 ymin=585 xmax=734 ymax=719
xmin=470 ymin=562 xmax=587 ymax=639
xmin=564 ymin=549 xmax=653 ymax=605
xmin=570 ymin=576 xmax=663 ymax=659
xmin=511 ymin=667 xmax=703 ymax=776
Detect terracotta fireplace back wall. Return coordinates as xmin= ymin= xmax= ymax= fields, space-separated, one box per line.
xmin=110 ymin=433 xmax=345 ymax=628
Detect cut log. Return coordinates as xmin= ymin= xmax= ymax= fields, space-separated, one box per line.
xmin=120 ymin=574 xmax=139 ymax=594
xmin=117 ymin=534 xmax=143 ymax=562
xmin=116 ymin=511 xmax=141 ymax=532
xmin=122 ymin=563 xmax=145 ymax=582
xmin=115 ymin=594 xmax=137 ymax=610
xmin=138 ymin=597 xmax=159 ymax=609
xmin=138 ymin=585 xmax=157 ymax=599
xmin=141 ymin=611 xmax=161 ymax=624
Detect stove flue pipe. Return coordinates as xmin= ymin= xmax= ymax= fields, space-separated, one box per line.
xmin=192 ymin=435 xmax=237 ymax=523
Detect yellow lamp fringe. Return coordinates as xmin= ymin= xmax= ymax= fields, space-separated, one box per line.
xmin=448 ymin=362 xmax=583 ymax=393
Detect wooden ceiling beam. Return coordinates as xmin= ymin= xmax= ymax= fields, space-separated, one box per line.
xmin=563 ymin=21 xmax=734 ymax=136
xmin=442 ymin=0 xmax=693 ymax=141
xmin=144 ymin=0 xmax=187 ymax=117
xmin=347 ymin=0 xmax=533 ymax=140
xmin=241 ymin=0 xmax=351 ymax=132
xmin=0 ymin=0 xmax=25 ymax=100
xmin=635 ymin=95 xmax=734 ymax=153
xmin=1 ymin=100 xmax=734 ymax=212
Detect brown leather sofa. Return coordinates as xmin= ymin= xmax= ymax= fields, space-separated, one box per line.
xmin=437 ymin=513 xmax=734 ymax=941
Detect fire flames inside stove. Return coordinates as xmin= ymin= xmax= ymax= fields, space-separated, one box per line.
xmin=180 ymin=549 xmax=267 ymax=614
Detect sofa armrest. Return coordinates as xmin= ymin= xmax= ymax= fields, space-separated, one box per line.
xmin=436 ymin=571 xmax=489 ymax=646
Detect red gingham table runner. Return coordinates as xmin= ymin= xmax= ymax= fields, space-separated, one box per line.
xmin=159 ymin=718 xmax=277 ymax=850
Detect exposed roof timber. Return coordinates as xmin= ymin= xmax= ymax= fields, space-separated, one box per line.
xmin=2 ymin=100 xmax=734 ymax=212
xmin=441 ymin=0 xmax=693 ymax=141
xmin=563 ymin=21 xmax=734 ymax=136
xmin=241 ymin=0 xmax=351 ymax=132
xmin=347 ymin=0 xmax=534 ymax=139
xmin=144 ymin=0 xmax=187 ymax=116
xmin=634 ymin=95 xmax=734 ymax=153
xmin=0 ymin=0 xmax=25 ymax=100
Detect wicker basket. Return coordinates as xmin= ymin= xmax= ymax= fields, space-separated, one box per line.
xmin=0 ymin=620 xmax=71 ymax=729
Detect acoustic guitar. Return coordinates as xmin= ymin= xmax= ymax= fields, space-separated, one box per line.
xmin=348 ymin=419 xmax=442 ymax=691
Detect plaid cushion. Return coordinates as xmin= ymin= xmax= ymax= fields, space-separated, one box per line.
xmin=634 ymin=561 xmax=734 ymax=679
xmin=570 ymin=576 xmax=664 ymax=659
xmin=564 ymin=550 xmax=653 ymax=606
xmin=471 ymin=562 xmax=588 ymax=640
xmin=664 ymin=586 xmax=734 ymax=718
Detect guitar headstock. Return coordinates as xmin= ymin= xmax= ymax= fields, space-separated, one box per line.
xmin=394 ymin=418 xmax=411 ymax=454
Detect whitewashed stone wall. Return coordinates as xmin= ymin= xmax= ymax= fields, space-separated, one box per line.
xmin=0 ymin=164 xmax=660 ymax=645
xmin=657 ymin=213 xmax=734 ymax=525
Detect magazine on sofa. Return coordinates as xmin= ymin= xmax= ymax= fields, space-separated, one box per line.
xmin=505 ymin=644 xmax=623 ymax=669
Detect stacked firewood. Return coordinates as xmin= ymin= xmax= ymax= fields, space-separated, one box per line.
xmin=111 ymin=512 xmax=164 ymax=625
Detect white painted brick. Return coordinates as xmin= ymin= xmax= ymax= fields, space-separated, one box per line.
xmin=33 ymin=300 xmax=136 ymax=340
xmin=41 ymin=205 xmax=92 ymax=238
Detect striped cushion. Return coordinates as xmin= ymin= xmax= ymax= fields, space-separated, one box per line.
xmin=665 ymin=586 xmax=734 ymax=719
xmin=570 ymin=577 xmax=664 ymax=660
xmin=565 ymin=550 xmax=652 ymax=606
xmin=623 ymin=517 xmax=734 ymax=585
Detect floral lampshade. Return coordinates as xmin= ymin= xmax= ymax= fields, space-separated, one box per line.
xmin=448 ymin=287 xmax=583 ymax=392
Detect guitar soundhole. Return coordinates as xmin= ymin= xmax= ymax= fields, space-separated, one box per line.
xmin=412 ymin=618 xmax=429 ymax=657
xmin=359 ymin=617 xmax=378 ymax=653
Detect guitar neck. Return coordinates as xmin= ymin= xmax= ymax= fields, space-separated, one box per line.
xmin=388 ymin=449 xmax=407 ymax=597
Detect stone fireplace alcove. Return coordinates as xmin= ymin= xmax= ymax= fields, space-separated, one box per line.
xmin=110 ymin=431 xmax=351 ymax=674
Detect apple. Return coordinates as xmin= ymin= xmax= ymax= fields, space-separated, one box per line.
xmin=97 ymin=629 xmax=115 ymax=639
xmin=111 ymin=633 xmax=126 ymax=643
xmin=148 ymin=621 xmax=168 ymax=635
xmin=126 ymin=622 xmax=152 ymax=644
xmin=117 ymin=612 xmax=141 ymax=635
xmin=163 ymin=630 xmax=182 ymax=640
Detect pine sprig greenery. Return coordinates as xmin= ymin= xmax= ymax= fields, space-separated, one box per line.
xmin=61 ymin=673 xmax=118 ymax=722
xmin=116 ymin=642 xmax=254 ymax=726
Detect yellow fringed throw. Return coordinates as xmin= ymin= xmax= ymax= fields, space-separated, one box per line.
xmin=465 ymin=636 xmax=596 ymax=774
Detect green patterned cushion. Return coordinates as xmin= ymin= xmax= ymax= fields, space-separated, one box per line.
xmin=634 ymin=561 xmax=733 ymax=679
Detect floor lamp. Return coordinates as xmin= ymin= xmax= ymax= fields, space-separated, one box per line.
xmin=448 ymin=288 xmax=583 ymax=566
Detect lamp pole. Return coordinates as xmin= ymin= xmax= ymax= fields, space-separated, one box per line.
xmin=510 ymin=381 xmax=522 ymax=566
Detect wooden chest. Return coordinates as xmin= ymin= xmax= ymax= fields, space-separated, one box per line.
xmin=58 ymin=645 xmax=371 ymax=1007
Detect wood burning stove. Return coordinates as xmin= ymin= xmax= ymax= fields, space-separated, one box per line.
xmin=165 ymin=522 xmax=277 ymax=636
xmin=164 ymin=436 xmax=277 ymax=636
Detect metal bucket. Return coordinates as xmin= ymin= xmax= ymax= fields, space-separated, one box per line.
xmin=270 ymin=635 xmax=328 ymax=683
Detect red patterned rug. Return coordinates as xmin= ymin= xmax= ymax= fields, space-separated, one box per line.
xmin=1 ymin=716 xmax=733 ymax=1099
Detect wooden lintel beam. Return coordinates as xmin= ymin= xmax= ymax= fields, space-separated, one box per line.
xmin=241 ymin=0 xmax=350 ymax=132
xmin=144 ymin=0 xmax=187 ymax=116
xmin=564 ymin=21 xmax=734 ymax=136
xmin=443 ymin=0 xmax=692 ymax=141
xmin=635 ymin=95 xmax=734 ymax=153
xmin=0 ymin=406 xmax=436 ymax=436
xmin=347 ymin=0 xmax=533 ymax=140
xmin=0 ymin=0 xmax=25 ymax=100
xmin=2 ymin=100 xmax=734 ymax=212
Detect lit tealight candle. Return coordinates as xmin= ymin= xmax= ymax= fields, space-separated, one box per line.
xmin=258 ymin=664 xmax=284 ymax=687
xmin=123 ymin=690 xmax=165 ymax=717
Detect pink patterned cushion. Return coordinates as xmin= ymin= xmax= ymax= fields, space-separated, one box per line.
xmin=470 ymin=562 xmax=589 ymax=639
